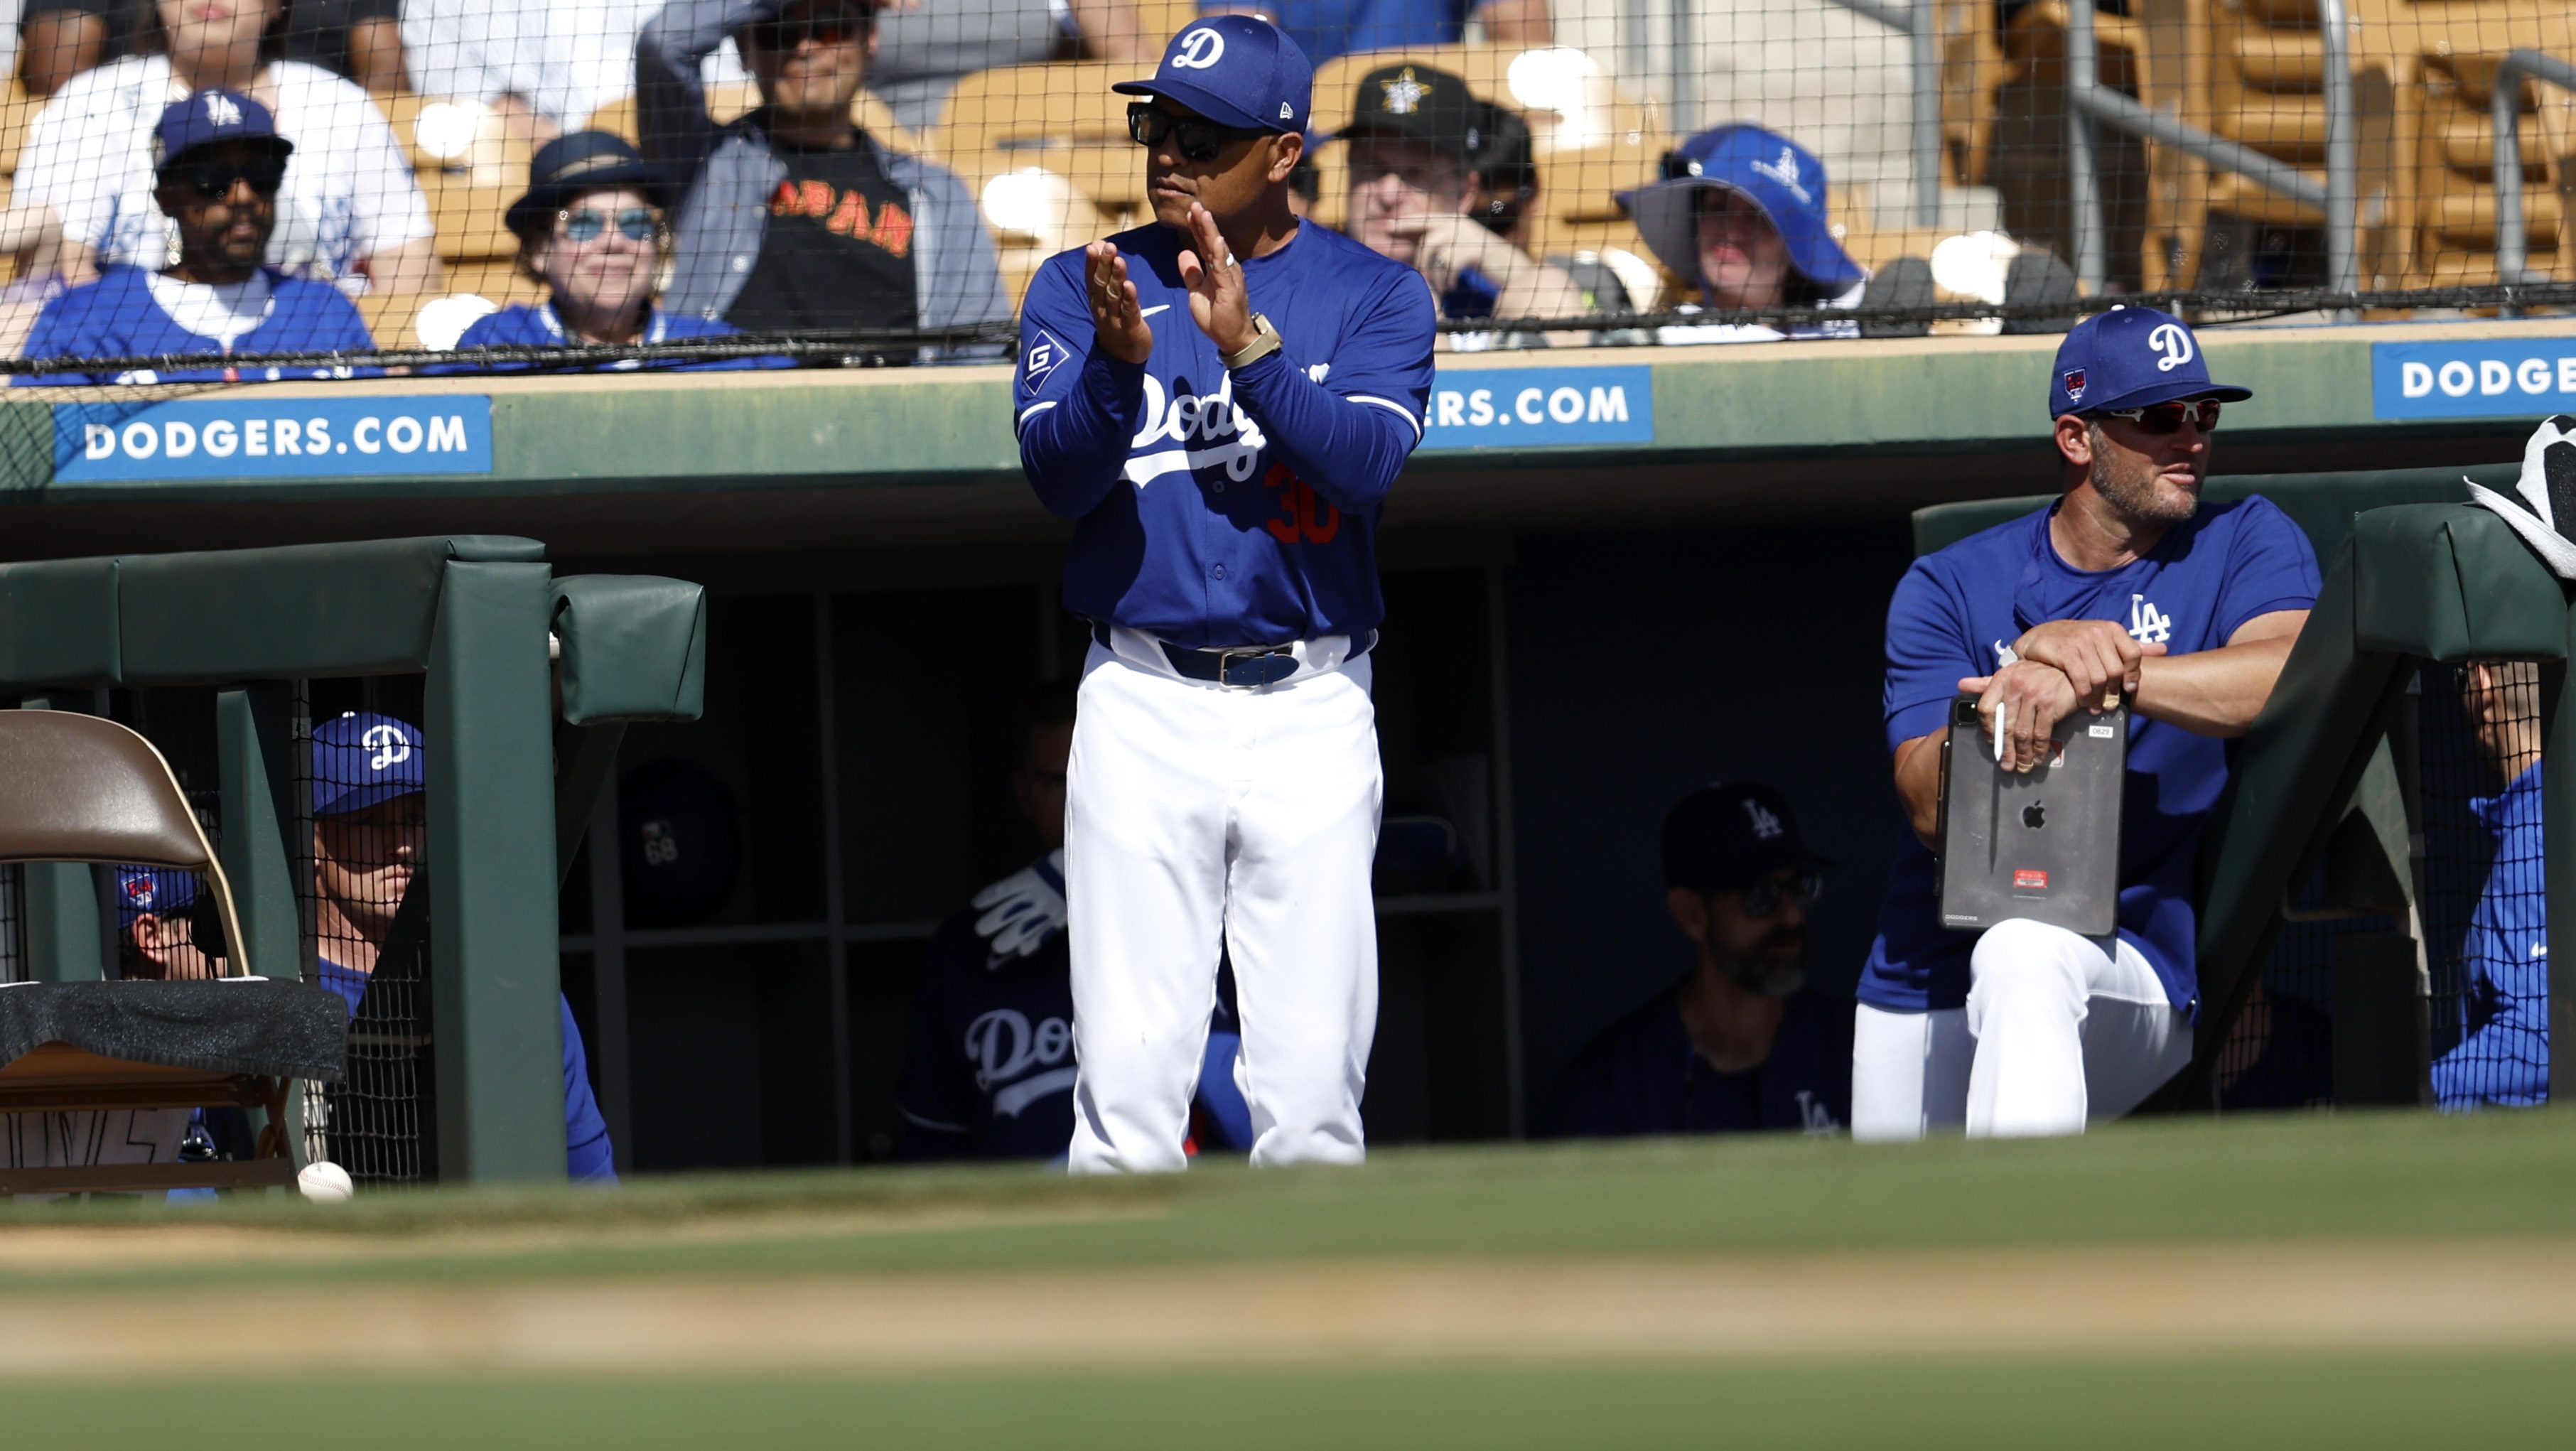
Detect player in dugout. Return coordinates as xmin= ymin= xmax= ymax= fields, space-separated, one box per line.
xmin=2431 ymin=660 xmax=2548 ymax=1109
xmin=308 ymin=711 xmax=617 ymax=1182
xmin=1855 ymin=306 xmax=2321 ymax=1139
xmin=16 ymin=88 xmax=374 ymax=386
xmin=895 ymin=680 xmax=1253 ymax=1160
xmin=1555 ymin=782 xmax=1853 ymax=1137
xmin=115 ymin=867 xmax=221 ymax=981
xmin=1015 ymin=16 xmax=1436 ymax=1170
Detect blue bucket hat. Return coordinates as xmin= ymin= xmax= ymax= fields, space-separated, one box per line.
xmin=1617 ymin=124 xmax=1863 ymax=296
xmin=312 ymin=711 xmax=425 ymax=818
xmin=2048 ymin=306 xmax=2251 ymax=419
xmin=1111 ymin=16 xmax=1311 ymax=134
xmin=151 ymin=87 xmax=293 ymax=174
xmin=117 ymin=866 xmax=198 ymax=928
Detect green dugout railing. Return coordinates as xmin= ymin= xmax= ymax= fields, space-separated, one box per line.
xmin=0 ymin=536 xmax=705 ymax=1182
xmin=1915 ymin=462 xmax=2570 ymax=1109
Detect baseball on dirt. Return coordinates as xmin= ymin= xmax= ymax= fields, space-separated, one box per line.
xmin=298 ymin=1160 xmax=354 ymax=1202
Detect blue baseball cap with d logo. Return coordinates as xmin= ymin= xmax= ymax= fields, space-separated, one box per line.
xmin=311 ymin=711 xmax=425 ymax=817
xmin=1112 ymin=16 xmax=1311 ymax=134
xmin=2049 ymin=306 xmax=2251 ymax=419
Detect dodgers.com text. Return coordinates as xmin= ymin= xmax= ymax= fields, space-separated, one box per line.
xmin=1418 ymin=366 xmax=1654 ymax=451
xmin=53 ymin=396 xmax=496 ymax=482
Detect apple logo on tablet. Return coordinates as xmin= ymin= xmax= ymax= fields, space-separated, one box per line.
xmin=2022 ymin=802 xmax=2047 ymax=830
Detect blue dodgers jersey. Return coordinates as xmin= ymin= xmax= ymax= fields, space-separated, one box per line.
xmin=16 ymin=266 xmax=377 ymax=384
xmin=1553 ymin=985 xmax=1853 ymax=1136
xmin=1212 ymin=0 xmax=1472 ymax=62
xmin=317 ymin=961 xmax=616 ymax=1182
xmin=443 ymin=302 xmax=796 ymax=372
xmin=2432 ymin=762 xmax=2550 ymax=1109
xmin=896 ymin=858 xmax=1250 ymax=1160
xmin=1863 ymin=496 xmax=2322 ymax=1015
xmin=1015 ymin=218 xmax=1436 ymax=649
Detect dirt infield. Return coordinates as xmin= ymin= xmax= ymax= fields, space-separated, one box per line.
xmin=4 ymin=1239 xmax=2572 ymax=1374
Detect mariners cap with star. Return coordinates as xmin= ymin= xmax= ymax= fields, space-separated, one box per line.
xmin=311 ymin=711 xmax=425 ymax=818
xmin=152 ymin=87 xmax=294 ymax=174
xmin=2049 ymin=306 xmax=2251 ymax=419
xmin=1337 ymin=64 xmax=1498 ymax=163
xmin=1112 ymin=16 xmax=1311 ymax=134
xmin=1617 ymin=124 xmax=1863 ymax=296
xmin=1661 ymin=782 xmax=1832 ymax=892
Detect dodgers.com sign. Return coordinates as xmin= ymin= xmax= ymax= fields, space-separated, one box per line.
xmin=1418 ymin=365 xmax=1653 ymax=451
xmin=52 ymin=395 xmax=495 ymax=482
xmin=2371 ymin=337 xmax=2576 ymax=420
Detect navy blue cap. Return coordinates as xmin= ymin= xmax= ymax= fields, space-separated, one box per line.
xmin=1617 ymin=124 xmax=1862 ymax=296
xmin=312 ymin=711 xmax=424 ymax=817
xmin=507 ymin=130 xmax=670 ymax=239
xmin=117 ymin=866 xmax=198 ymax=927
xmin=1112 ymin=17 xmax=1311 ymax=134
xmin=1662 ymin=782 xmax=1832 ymax=892
xmin=151 ymin=88 xmax=293 ymax=173
xmin=2049 ymin=306 xmax=2251 ymax=419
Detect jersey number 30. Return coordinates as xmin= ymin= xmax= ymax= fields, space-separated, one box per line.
xmin=1263 ymin=462 xmax=1340 ymax=544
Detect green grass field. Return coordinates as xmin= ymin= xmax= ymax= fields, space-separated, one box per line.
xmin=6 ymin=1109 xmax=2574 ymax=1447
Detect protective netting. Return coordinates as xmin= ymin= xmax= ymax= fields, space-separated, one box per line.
xmin=294 ymin=675 xmax=434 ymax=1184
xmin=2 ymin=0 xmax=2575 ymax=381
xmin=2420 ymin=658 xmax=2549 ymax=1109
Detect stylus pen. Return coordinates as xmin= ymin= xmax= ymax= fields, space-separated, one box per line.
xmin=1995 ymin=701 xmax=2008 ymax=763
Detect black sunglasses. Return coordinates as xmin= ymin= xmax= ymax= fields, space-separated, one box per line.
xmin=1127 ymin=102 xmax=1268 ymax=163
xmin=2092 ymin=399 xmax=2222 ymax=434
xmin=1731 ymin=871 xmax=1823 ymax=920
xmin=744 ymin=12 xmax=868 ymax=48
xmin=167 ymin=156 xmax=288 ymax=201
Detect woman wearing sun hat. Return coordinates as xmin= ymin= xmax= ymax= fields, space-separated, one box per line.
xmin=1615 ymin=123 xmax=1869 ymax=345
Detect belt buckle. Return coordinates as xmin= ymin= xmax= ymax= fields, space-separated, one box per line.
xmin=1217 ymin=644 xmax=1294 ymax=691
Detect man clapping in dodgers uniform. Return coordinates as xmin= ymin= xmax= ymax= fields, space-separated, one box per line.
xmin=1013 ymin=17 xmax=1438 ymax=1170
xmin=1855 ymin=307 xmax=2322 ymax=1139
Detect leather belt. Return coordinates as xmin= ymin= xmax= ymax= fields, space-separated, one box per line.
xmin=1093 ymin=622 xmax=1352 ymax=689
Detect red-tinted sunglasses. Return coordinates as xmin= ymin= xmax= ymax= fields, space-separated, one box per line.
xmin=2094 ymin=399 xmax=2221 ymax=434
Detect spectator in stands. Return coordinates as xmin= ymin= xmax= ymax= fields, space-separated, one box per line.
xmin=1556 ymin=782 xmax=1853 ymax=1137
xmin=2432 ymin=659 xmax=2548 ymax=1109
xmin=21 ymin=0 xmax=404 ymax=97
xmin=1337 ymin=63 xmax=1585 ymax=346
xmin=17 ymin=0 xmax=441 ymax=296
xmin=637 ymin=0 xmax=1008 ymax=355
xmin=115 ymin=866 xmax=219 ymax=981
xmin=869 ymin=0 xmax=1149 ymax=132
xmin=308 ymin=710 xmax=618 ymax=1182
xmin=897 ymin=680 xmax=1251 ymax=1160
xmin=1202 ymin=0 xmax=1548 ymax=66
xmin=1617 ymin=124 xmax=1867 ymax=343
xmin=17 ymin=90 xmax=375 ymax=383
xmin=443 ymin=130 xmax=792 ymax=370
xmin=403 ymin=0 xmax=696 ymax=146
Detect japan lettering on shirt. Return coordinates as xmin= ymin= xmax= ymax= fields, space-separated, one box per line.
xmin=767 ymin=180 xmax=913 ymax=257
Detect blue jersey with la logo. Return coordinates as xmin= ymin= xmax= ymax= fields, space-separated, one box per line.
xmin=1014 ymin=218 xmax=1436 ymax=647
xmin=1863 ymin=495 xmax=2321 ymax=1015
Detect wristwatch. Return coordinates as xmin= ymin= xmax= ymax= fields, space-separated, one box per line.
xmin=1222 ymin=313 xmax=1283 ymax=371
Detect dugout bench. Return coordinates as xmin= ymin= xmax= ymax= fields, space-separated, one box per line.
xmin=0 ymin=536 xmax=706 ymax=1187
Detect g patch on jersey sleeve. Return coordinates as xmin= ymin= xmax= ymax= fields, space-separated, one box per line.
xmin=1018 ymin=328 xmax=1065 ymax=399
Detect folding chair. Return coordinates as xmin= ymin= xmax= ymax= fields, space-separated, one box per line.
xmin=0 ymin=711 xmax=345 ymax=1197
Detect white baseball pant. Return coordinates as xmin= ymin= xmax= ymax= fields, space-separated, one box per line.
xmin=1064 ymin=627 xmax=1381 ymax=1172
xmin=1850 ymin=917 xmax=2192 ymax=1140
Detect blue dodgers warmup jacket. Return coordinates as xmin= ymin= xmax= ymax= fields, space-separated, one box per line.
xmin=2432 ymin=761 xmax=2550 ymax=1109
xmin=1015 ymin=218 xmax=1436 ymax=648
xmin=17 ymin=265 xmax=375 ymax=384
xmin=1863 ymin=496 xmax=2321 ymax=1018
xmin=444 ymin=301 xmax=795 ymax=372
xmin=894 ymin=855 xmax=1253 ymax=1161
xmin=318 ymin=962 xmax=617 ymax=1182
xmin=1555 ymin=985 xmax=1854 ymax=1137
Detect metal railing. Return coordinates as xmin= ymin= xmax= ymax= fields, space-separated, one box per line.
xmin=2493 ymin=48 xmax=2576 ymax=287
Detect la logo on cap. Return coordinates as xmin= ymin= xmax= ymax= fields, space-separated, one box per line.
xmin=205 ymin=91 xmax=243 ymax=126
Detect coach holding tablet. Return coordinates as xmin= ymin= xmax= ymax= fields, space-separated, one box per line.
xmin=1854 ymin=307 xmax=2320 ymax=1140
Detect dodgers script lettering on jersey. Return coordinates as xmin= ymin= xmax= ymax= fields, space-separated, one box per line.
xmin=1013 ymin=218 xmax=1436 ymax=648
xmin=1861 ymin=496 xmax=2320 ymax=1017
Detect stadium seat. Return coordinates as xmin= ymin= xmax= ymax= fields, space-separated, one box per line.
xmin=936 ymin=62 xmax=1155 ymax=239
xmin=581 ymin=86 xmax=926 ymax=158
xmin=1309 ymin=44 xmax=1663 ymax=156
xmin=0 ymin=711 xmax=335 ymax=1198
xmin=0 ymin=77 xmax=34 ymax=177
xmin=372 ymin=93 xmax=537 ymax=263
